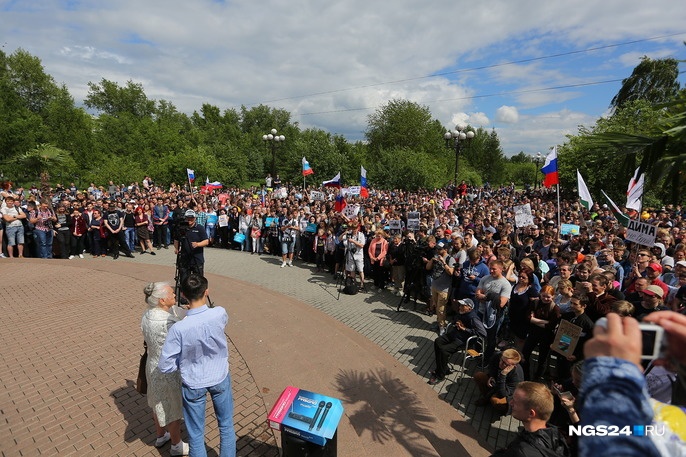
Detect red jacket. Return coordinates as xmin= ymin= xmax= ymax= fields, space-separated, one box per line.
xmin=368 ymin=237 xmax=388 ymax=262
xmin=70 ymin=214 xmax=88 ymax=236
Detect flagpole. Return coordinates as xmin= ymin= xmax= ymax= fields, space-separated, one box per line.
xmin=187 ymin=174 xmax=194 ymax=199
xmin=556 ymin=183 xmax=561 ymax=229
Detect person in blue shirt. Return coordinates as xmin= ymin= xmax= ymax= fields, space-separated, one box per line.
xmin=159 ymin=274 xmax=236 ymax=457
xmin=456 ymin=247 xmax=490 ymax=300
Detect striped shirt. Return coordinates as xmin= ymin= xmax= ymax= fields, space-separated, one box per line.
xmin=158 ymin=305 xmax=229 ymax=389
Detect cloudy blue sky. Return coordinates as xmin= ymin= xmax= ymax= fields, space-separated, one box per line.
xmin=2 ymin=0 xmax=685 ymax=155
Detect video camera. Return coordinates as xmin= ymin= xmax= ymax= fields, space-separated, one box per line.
xmin=174 ymin=220 xmax=192 ymax=240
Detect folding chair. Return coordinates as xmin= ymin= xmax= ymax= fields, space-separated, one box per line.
xmin=458 ymin=335 xmax=485 ymax=381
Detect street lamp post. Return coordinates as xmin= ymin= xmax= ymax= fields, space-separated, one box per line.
xmin=262 ymin=128 xmax=285 ymax=178
xmin=532 ymin=151 xmax=542 ymax=189
xmin=444 ymin=123 xmax=475 ymax=186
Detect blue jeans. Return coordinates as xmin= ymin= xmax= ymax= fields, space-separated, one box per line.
xmin=205 ymin=224 xmax=216 ymax=242
xmin=182 ymin=374 xmax=236 ymax=457
xmin=124 ymin=227 xmax=136 ymax=251
xmin=34 ymin=229 xmax=53 ymax=258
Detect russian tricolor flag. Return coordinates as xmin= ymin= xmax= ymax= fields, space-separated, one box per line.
xmin=335 ymin=193 xmax=347 ymax=213
xmin=360 ymin=166 xmax=369 ymax=198
xmin=186 ymin=168 xmax=195 ymax=182
xmin=322 ymin=172 xmax=341 ymax=188
xmin=541 ymin=147 xmax=559 ymax=188
xmin=302 ymin=157 xmax=314 ymax=176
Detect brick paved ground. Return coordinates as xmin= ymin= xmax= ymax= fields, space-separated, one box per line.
xmin=124 ymin=246 xmax=520 ymax=448
xmin=0 ymin=246 xmax=513 ymax=456
xmin=0 ymin=261 xmax=278 ymax=457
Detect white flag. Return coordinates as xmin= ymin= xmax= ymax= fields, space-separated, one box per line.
xmin=577 ymin=169 xmax=593 ymax=210
xmin=626 ymin=167 xmax=644 ymax=212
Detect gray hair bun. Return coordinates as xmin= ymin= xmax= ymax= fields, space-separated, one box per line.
xmin=144 ymin=282 xmax=156 ymax=298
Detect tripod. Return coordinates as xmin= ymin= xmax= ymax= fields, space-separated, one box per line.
xmin=174 ymin=234 xmax=214 ymax=308
xmin=396 ymin=266 xmax=423 ymax=312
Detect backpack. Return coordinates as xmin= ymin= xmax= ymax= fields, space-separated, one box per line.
xmin=342 ymin=276 xmax=358 ymax=295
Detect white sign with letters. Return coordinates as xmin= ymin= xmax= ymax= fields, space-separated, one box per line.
xmin=626 ymin=220 xmax=656 ymax=247
xmin=309 ymin=191 xmax=325 ymax=201
xmin=346 ymin=186 xmax=361 ymax=196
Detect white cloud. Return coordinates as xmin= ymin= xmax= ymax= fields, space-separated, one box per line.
xmin=497 ymin=109 xmax=597 ymax=155
xmin=1 ymin=0 xmax=684 ymax=152
xmin=467 ymin=112 xmax=490 ymax=128
xmin=59 ymin=46 xmax=131 ymax=64
xmin=495 ymin=106 xmax=519 ymax=124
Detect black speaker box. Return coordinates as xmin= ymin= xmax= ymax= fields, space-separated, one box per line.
xmin=281 ymin=429 xmax=337 ymax=457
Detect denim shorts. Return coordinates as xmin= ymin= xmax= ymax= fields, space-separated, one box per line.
xmin=281 ymin=240 xmax=295 ymax=254
xmin=5 ymin=224 xmax=25 ymax=245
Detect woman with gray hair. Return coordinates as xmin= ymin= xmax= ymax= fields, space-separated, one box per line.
xmin=140 ymin=282 xmax=188 ymax=456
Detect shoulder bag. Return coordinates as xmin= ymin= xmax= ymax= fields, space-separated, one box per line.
xmin=135 ymin=341 xmax=148 ymax=395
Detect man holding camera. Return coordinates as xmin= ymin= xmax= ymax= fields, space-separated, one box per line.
xmin=426 ymin=241 xmax=456 ymax=335
xmin=174 ymin=209 xmax=209 ymax=283
xmin=343 ymin=224 xmax=366 ymax=292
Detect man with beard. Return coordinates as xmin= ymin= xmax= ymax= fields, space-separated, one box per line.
xmin=104 ymin=202 xmax=134 ymax=259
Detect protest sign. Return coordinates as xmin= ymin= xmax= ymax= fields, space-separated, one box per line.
xmin=626 ymin=220 xmax=656 ymax=247
xmin=513 ymin=204 xmax=534 ymax=228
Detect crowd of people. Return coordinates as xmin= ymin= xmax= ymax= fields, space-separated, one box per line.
xmin=2 ymin=176 xmax=685 ymax=456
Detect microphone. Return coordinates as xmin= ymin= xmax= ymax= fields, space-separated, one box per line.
xmin=308 ymin=401 xmax=326 ymax=431
xmin=316 ymin=402 xmax=333 ymax=431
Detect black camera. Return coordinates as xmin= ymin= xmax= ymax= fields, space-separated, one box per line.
xmin=175 ymin=220 xmax=191 ymax=239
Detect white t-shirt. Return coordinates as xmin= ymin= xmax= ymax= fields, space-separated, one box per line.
xmin=1 ymin=205 xmax=23 ymax=227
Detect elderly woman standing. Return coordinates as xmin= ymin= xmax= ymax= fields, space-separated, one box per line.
xmin=140 ymin=282 xmax=188 ymax=456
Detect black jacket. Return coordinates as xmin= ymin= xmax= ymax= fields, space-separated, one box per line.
xmin=491 ymin=425 xmax=570 ymax=457
xmin=449 ymin=309 xmax=487 ymax=343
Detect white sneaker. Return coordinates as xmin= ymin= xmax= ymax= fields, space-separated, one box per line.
xmin=170 ymin=441 xmax=189 ymax=456
xmin=68 ymin=255 xmax=75 ymax=260
xmin=281 ymin=261 xmax=286 ymax=268
xmin=287 ymin=260 xmax=293 ymax=267
xmin=154 ymin=431 xmax=170 ymax=448
xmin=79 ymin=254 xmax=84 ymax=259
xmin=0 ymin=253 xmax=6 ymax=258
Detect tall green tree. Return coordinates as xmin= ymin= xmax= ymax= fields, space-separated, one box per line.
xmin=239 ymin=104 xmax=298 ymax=181
xmin=365 ymin=99 xmax=449 ymax=188
xmin=586 ymin=90 xmax=686 ymax=204
xmin=0 ymin=49 xmax=66 ymax=164
xmin=559 ymin=99 xmax=663 ymax=201
xmin=85 ymin=79 xmax=155 ymax=118
xmin=464 ymin=128 xmax=506 ymax=185
xmin=610 ymin=56 xmax=680 ymax=110
xmin=4 ymin=49 xmax=60 ymax=114
xmin=365 ymin=99 xmax=444 ymax=153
